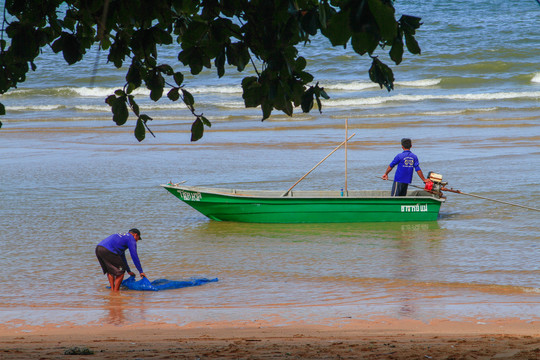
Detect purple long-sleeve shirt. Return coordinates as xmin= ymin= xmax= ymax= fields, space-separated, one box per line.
xmin=389 ymin=150 xmax=421 ymax=184
xmin=98 ymin=232 xmax=143 ymax=273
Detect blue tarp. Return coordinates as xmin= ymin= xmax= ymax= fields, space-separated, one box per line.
xmin=122 ymin=275 xmax=218 ymax=291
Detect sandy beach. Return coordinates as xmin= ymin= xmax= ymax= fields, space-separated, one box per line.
xmin=2 ymin=318 xmax=539 ymax=359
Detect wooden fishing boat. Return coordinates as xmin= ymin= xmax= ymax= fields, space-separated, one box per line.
xmin=161 ymin=184 xmax=445 ymax=223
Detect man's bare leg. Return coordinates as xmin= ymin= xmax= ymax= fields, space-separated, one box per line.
xmin=107 ymin=273 xmax=115 ymax=289
xmin=112 ymin=273 xmax=125 ymax=291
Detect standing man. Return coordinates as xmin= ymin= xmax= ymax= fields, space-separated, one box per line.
xmin=95 ymin=228 xmax=146 ymax=291
xmin=382 ymin=138 xmax=428 ymax=196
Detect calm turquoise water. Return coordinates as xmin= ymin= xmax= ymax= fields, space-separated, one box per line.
xmin=0 ymin=0 xmax=538 ymax=327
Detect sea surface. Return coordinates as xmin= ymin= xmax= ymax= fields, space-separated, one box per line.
xmin=0 ymin=0 xmax=539 ymax=328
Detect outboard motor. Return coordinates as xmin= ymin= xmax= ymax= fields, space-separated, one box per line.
xmin=425 ymin=172 xmax=447 ymax=197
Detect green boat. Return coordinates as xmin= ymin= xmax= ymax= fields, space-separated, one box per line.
xmin=161 ymin=184 xmax=445 ymax=223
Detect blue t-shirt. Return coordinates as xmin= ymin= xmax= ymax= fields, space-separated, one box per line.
xmin=98 ymin=232 xmax=143 ymax=273
xmin=389 ymin=150 xmax=421 ymax=184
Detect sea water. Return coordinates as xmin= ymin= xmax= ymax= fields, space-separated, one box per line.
xmin=0 ymin=0 xmax=538 ymax=327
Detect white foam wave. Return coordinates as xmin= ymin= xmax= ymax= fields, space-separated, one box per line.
xmin=324 ymin=82 xmax=377 ymax=91
xmin=7 ymin=105 xmax=65 ymax=111
xmin=395 ymin=79 xmax=442 ymax=87
xmin=323 ymin=91 xmax=540 ymax=107
xmin=531 ymin=72 xmax=540 ymax=83
xmin=321 ymin=78 xmax=441 ymax=92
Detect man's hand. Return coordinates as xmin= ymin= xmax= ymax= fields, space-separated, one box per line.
xmin=128 ymin=271 xmax=136 ymax=277
xmin=140 ymin=272 xmax=146 ymax=278
xmin=382 ymin=174 xmax=389 ymax=180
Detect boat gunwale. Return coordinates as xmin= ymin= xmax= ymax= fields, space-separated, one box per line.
xmin=161 ymin=184 xmax=446 ymax=203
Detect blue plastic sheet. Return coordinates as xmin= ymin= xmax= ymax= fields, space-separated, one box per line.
xmin=122 ymin=276 xmax=218 ymax=291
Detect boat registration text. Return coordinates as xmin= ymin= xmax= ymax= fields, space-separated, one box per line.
xmin=401 ymin=204 xmax=428 ymax=212
xmin=177 ymin=190 xmax=202 ymax=201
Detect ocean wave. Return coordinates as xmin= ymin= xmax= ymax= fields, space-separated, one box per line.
xmin=323 ymin=91 xmax=540 ymax=107
xmin=531 ymin=72 xmax=540 ymax=83
xmin=6 ymin=91 xmax=537 ymax=113
xmin=1 ymin=78 xmax=443 ymax=99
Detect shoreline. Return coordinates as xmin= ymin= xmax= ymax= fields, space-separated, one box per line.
xmin=2 ymin=318 xmax=538 ymax=359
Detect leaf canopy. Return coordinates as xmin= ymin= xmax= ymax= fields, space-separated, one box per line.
xmin=0 ymin=0 xmax=422 ymax=141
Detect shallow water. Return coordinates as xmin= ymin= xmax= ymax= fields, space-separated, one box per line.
xmin=0 ymin=0 xmax=539 ymax=327
xmin=0 ymin=120 xmax=538 ymax=327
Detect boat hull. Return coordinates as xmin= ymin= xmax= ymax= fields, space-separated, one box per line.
xmin=162 ymin=185 xmax=445 ymax=223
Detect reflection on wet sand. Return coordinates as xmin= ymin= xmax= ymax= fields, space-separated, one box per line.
xmin=103 ymin=293 xmax=128 ymax=326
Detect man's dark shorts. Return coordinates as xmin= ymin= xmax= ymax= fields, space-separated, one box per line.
xmin=391 ymin=181 xmax=409 ymax=196
xmin=96 ymin=245 xmax=126 ymax=277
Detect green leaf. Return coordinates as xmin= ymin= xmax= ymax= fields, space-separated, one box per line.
xmin=111 ymin=98 xmax=129 ymax=125
xmin=167 ymin=87 xmax=180 ymax=101
xmin=173 ymin=72 xmax=184 ymax=86
xmin=369 ymin=58 xmax=394 ymax=92
xmin=315 ymin=94 xmax=322 ymax=113
xmin=158 ymin=64 xmax=174 ymax=75
xmin=190 ymin=117 xmax=204 ymax=142
xmin=322 ymin=10 xmax=351 ymax=46
xmin=128 ymin=95 xmax=139 ymax=116
xmin=400 ymin=15 xmax=422 ymax=35
xmin=126 ymin=63 xmax=142 ymax=88
xmin=215 ymin=49 xmax=226 ymax=78
xmin=147 ymin=72 xmax=165 ymax=101
xmin=200 ymin=115 xmax=211 ymax=127
xmin=261 ymin=101 xmax=272 ymax=121
xmin=404 ymin=32 xmax=421 ymax=55
xmin=300 ymin=9 xmax=319 ymax=36
xmin=318 ymin=2 xmax=328 ymax=29
xmin=181 ymin=89 xmax=194 ymax=106
xmin=105 ymin=95 xmax=116 ymax=106
xmin=283 ymin=99 xmax=293 ymax=116
xmin=140 ymin=114 xmax=153 ymax=123
xmin=60 ymin=33 xmax=83 ymax=65
xmin=389 ymin=35 xmax=404 ymax=64
xmin=242 ymin=76 xmax=262 ymax=108
xmin=351 ymin=32 xmax=378 ymax=55
xmin=135 ymin=117 xmax=146 ymax=142
xmin=367 ymin=0 xmax=397 ymax=42
xmin=301 ymin=90 xmax=314 ymax=113
xmin=319 ymin=88 xmax=330 ymax=100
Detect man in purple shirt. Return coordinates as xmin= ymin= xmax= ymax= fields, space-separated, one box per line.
xmin=382 ymin=138 xmax=428 ymax=196
xmin=95 ymin=228 xmax=147 ymax=291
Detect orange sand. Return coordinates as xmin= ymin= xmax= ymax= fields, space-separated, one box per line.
xmin=1 ymin=318 xmax=538 ymax=359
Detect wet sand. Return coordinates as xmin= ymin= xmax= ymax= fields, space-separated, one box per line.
xmin=2 ymin=318 xmax=539 ymax=359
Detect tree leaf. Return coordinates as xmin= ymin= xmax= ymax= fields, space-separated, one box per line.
xmin=261 ymin=101 xmax=272 ymax=121
xmin=301 ymin=88 xmax=314 ymax=113
xmin=389 ymin=35 xmax=404 ymax=64
xmin=369 ymin=58 xmax=394 ymax=92
xmin=351 ymin=32 xmax=378 ymax=55
xmin=60 ymin=32 xmax=83 ymax=65
xmin=173 ymin=72 xmax=184 ymax=86
xmin=112 ymin=98 xmax=129 ymax=125
xmin=190 ymin=117 xmax=204 ymax=142
xmin=367 ymin=0 xmax=397 ymax=42
xmin=405 ymin=32 xmax=421 ymax=55
xmin=135 ymin=117 xmax=146 ymax=142
xmin=181 ymin=89 xmax=194 ymax=106
xmin=128 ymin=95 xmax=140 ymax=116
xmin=200 ymin=115 xmax=212 ymax=127
xmin=167 ymin=87 xmax=180 ymax=101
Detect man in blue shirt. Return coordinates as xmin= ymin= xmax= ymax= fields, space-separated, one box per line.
xmin=382 ymin=138 xmax=428 ymax=196
xmin=95 ymin=228 xmax=147 ymax=291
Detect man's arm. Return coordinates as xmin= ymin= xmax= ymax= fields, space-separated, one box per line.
xmin=416 ymin=169 xmax=428 ymax=183
xmin=382 ymin=165 xmax=393 ymax=180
